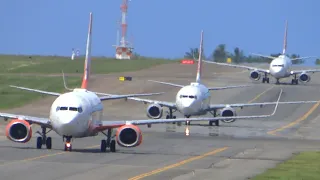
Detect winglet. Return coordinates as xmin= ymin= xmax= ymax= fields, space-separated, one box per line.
xmin=61 ymin=70 xmax=73 ymax=91
xmin=282 ymin=20 xmax=288 ymax=55
xmin=196 ymin=30 xmax=204 ymax=83
xmin=81 ymin=12 xmax=93 ymax=89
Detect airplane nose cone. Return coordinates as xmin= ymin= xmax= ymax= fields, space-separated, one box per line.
xmin=271 ymin=67 xmax=284 ymax=77
xmin=55 ymin=112 xmax=78 ymax=135
xmin=180 ymin=100 xmax=196 ymax=114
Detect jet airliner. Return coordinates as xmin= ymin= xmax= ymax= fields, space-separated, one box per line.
xmin=202 ymin=20 xmax=320 ymax=85
xmin=1 ymin=13 xmax=284 ymax=152
xmin=129 ymin=28 xmax=319 ymax=126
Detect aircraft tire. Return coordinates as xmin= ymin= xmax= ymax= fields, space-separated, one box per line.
xmin=36 ymin=137 xmax=42 ymax=149
xmin=110 ymin=140 xmax=116 ymax=152
xmin=46 ymin=137 xmax=52 ymax=149
xmin=101 ymin=140 xmax=107 ymax=152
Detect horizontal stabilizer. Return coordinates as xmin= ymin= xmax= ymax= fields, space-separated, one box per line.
xmin=99 ymin=92 xmax=165 ymax=101
xmin=291 ymin=56 xmax=317 ymax=61
xmin=251 ymin=53 xmax=277 ymax=59
xmin=10 ymin=85 xmax=61 ymax=96
xmin=208 ymin=84 xmax=251 ymax=91
xmin=148 ymin=80 xmax=185 ymax=88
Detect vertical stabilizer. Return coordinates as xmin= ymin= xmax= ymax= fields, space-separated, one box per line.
xmin=282 ymin=20 xmax=288 ymax=55
xmin=196 ymin=30 xmax=204 ymax=83
xmin=81 ymin=12 xmax=93 ymax=89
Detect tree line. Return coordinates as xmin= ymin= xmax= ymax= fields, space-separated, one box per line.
xmin=184 ymin=44 xmax=305 ymax=64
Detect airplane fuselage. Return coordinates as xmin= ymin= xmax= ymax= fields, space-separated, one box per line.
xmin=175 ymin=82 xmax=211 ymax=117
xmin=49 ymin=89 xmax=103 ymax=138
xmin=269 ymin=55 xmax=292 ymax=79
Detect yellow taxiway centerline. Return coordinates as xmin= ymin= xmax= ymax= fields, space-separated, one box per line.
xmin=128 ymin=147 xmax=228 ymax=180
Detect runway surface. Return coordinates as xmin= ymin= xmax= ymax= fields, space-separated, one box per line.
xmin=1 ymin=62 xmax=320 ymax=180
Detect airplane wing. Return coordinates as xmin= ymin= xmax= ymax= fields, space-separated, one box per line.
xmin=10 ymin=85 xmax=165 ymax=101
xmin=290 ymin=69 xmax=320 ymax=75
xmin=202 ymin=60 xmax=269 ymax=73
xmin=127 ymin=97 xmax=177 ymax=109
xmin=0 ymin=112 xmax=51 ymax=128
xmin=208 ymin=100 xmax=319 ymax=111
xmin=147 ymin=80 xmax=185 ymax=88
xmin=93 ymin=90 xmax=281 ymax=131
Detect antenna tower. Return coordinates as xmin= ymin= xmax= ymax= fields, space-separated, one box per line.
xmin=113 ymin=0 xmax=133 ymax=60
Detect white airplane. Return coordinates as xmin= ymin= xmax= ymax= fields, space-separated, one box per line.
xmin=202 ymin=20 xmax=320 ymax=85
xmin=128 ymin=29 xmax=320 ymax=126
xmin=0 ymin=12 xmax=284 ymax=152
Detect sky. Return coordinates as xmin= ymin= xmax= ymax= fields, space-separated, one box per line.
xmin=1 ymin=0 xmax=319 ymax=65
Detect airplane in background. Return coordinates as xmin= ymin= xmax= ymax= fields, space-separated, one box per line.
xmin=202 ymin=20 xmax=320 ymax=85
xmin=0 ymin=12 xmax=284 ymax=153
xmin=128 ymin=29 xmax=320 ymax=127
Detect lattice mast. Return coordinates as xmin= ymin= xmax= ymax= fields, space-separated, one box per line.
xmin=113 ymin=0 xmax=133 ymax=59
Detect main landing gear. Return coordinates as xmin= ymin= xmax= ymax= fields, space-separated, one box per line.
xmin=36 ymin=126 xmax=52 ymax=150
xmin=262 ymin=72 xmax=270 ymax=83
xmin=209 ymin=110 xmax=219 ymax=126
xmin=166 ymin=108 xmax=180 ymax=126
xmin=100 ymin=129 xmax=116 ymax=153
xmin=291 ymin=74 xmax=298 ymax=85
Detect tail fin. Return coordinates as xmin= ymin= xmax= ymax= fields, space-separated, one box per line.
xmin=196 ymin=30 xmax=203 ymax=83
xmin=282 ymin=20 xmax=288 ymax=55
xmin=81 ymin=12 xmax=93 ymax=89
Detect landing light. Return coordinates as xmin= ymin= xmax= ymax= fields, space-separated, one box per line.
xmin=185 ymin=126 xmax=190 ymax=136
xmin=66 ymin=143 xmax=71 ymax=147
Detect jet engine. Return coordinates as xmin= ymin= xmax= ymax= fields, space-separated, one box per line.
xmin=249 ymin=70 xmax=261 ymax=81
xmin=116 ymin=125 xmax=142 ymax=147
xmin=298 ymin=73 xmax=311 ymax=83
xmin=5 ymin=119 xmax=32 ymax=143
xmin=219 ymin=106 xmax=237 ymax=123
xmin=146 ymin=103 xmax=163 ymax=119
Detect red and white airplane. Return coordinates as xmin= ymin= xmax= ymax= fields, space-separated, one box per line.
xmin=2 ymin=12 xmax=282 ymax=152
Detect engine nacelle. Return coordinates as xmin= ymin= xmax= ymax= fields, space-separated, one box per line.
xmin=146 ymin=103 xmax=163 ymax=119
xmin=249 ymin=70 xmax=261 ymax=81
xmin=298 ymin=73 xmax=311 ymax=83
xmin=5 ymin=119 xmax=32 ymax=143
xmin=116 ymin=125 xmax=142 ymax=148
xmin=220 ymin=106 xmax=237 ymax=123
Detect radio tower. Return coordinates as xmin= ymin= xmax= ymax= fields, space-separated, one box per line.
xmin=113 ymin=0 xmax=133 ymax=60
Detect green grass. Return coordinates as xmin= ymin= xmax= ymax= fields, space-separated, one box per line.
xmin=0 ymin=55 xmax=178 ymax=74
xmin=0 ymin=75 xmax=81 ymax=110
xmin=0 ymin=54 xmax=178 ymax=109
xmin=252 ymin=151 xmax=320 ymax=180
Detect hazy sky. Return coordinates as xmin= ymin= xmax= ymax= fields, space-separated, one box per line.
xmin=1 ymin=0 xmax=319 ymax=64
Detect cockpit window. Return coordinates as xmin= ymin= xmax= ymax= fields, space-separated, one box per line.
xmin=69 ymin=107 xmax=78 ymax=111
xmin=272 ymin=64 xmax=284 ymax=67
xmin=60 ymin=107 xmax=68 ymax=110
xmin=56 ymin=106 xmax=83 ymax=113
xmin=180 ymin=95 xmax=197 ymax=99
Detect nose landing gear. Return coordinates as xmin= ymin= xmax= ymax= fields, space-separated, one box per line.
xmin=63 ymin=136 xmax=72 ymax=151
